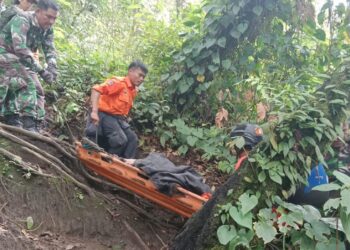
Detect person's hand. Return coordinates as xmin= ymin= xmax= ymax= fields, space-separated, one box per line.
xmin=47 ymin=62 xmax=58 ymax=81
xmin=39 ymin=70 xmax=54 ymax=84
xmin=91 ymin=110 xmax=99 ymax=125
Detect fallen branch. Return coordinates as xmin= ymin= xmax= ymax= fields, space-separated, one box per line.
xmin=0 ymin=148 xmax=55 ymax=178
xmin=21 ymin=146 xmax=95 ymax=197
xmin=122 ymin=220 xmax=150 ymax=250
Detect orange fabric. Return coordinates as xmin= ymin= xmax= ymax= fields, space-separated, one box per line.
xmin=93 ymin=76 xmax=137 ymax=116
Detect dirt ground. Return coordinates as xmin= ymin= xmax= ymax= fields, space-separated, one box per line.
xmin=0 ymin=137 xmax=181 ymax=250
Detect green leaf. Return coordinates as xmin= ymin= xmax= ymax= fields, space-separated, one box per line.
xmin=329 ymin=99 xmax=346 ymax=104
xmin=306 ymin=156 xmax=312 ymax=168
xmin=233 ymin=136 xmax=245 ymax=149
xmin=319 ymin=117 xmax=333 ymax=127
xmin=314 ymin=29 xmax=326 ymax=41
xmin=312 ymin=183 xmax=341 ymax=191
xmin=228 ymin=229 xmax=254 ymax=249
xmin=315 ymin=145 xmax=325 ymax=165
xmin=178 ymin=145 xmax=188 ymax=155
xmin=252 ymin=5 xmax=263 ymax=16
xmin=178 ymin=80 xmax=190 ymax=94
xmin=254 ymin=221 xmax=277 ymax=244
xmin=269 ymin=171 xmax=282 ymax=184
xmin=222 ymin=59 xmax=231 ymax=69
xmin=186 ymin=136 xmax=198 ymax=147
xmin=230 ymin=29 xmax=241 ymax=39
xmin=231 ymin=5 xmax=240 ymax=15
xmin=331 ymin=89 xmax=348 ymax=97
xmin=258 ymin=171 xmax=266 ymax=182
xmin=212 ymin=52 xmax=220 ymax=64
xmin=334 ymin=171 xmax=350 ymax=185
xmin=217 ymin=37 xmax=226 ymax=48
xmin=217 ymin=225 xmax=237 ymax=245
xmin=26 ymin=216 xmax=34 ymax=230
xmin=340 ymin=209 xmax=350 ymax=241
xmin=229 ymin=206 xmax=253 ymax=229
xmin=205 ymin=38 xmax=216 ymax=48
xmin=316 ymin=238 xmax=345 ymax=250
xmin=323 ymin=198 xmax=341 ymax=211
xmin=208 ymin=64 xmax=219 ymax=72
xmin=340 ymin=189 xmax=350 ymax=213
xmin=237 ymin=22 xmax=249 ymax=33
xmin=269 ymin=133 xmax=278 ymax=151
xmin=300 ymin=235 xmax=316 ymax=250
xmin=239 ymin=193 xmax=258 ymax=215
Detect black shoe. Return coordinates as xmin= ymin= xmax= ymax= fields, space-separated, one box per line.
xmin=4 ymin=114 xmax=22 ymax=127
xmin=22 ymin=116 xmax=39 ymax=133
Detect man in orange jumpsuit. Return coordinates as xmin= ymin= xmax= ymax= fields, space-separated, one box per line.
xmin=85 ymin=61 xmax=148 ymax=158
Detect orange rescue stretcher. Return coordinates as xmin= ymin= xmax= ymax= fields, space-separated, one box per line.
xmin=75 ymin=142 xmax=209 ymax=218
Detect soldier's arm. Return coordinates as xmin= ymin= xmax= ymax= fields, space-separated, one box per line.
xmin=42 ymin=28 xmax=57 ymax=66
xmin=10 ymin=15 xmax=43 ymax=72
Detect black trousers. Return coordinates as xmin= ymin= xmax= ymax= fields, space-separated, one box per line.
xmin=85 ymin=112 xmax=138 ymax=158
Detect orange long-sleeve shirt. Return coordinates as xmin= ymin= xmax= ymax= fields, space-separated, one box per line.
xmin=92 ymin=76 xmax=137 ymax=116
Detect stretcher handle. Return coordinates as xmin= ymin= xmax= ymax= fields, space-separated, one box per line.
xmin=176 ymin=186 xmax=209 ymax=202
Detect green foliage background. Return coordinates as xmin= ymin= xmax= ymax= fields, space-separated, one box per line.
xmin=24 ymin=0 xmax=350 ymax=248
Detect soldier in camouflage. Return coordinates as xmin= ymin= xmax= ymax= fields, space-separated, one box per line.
xmin=0 ymin=0 xmax=59 ymax=132
xmin=0 ymin=0 xmax=37 ymax=30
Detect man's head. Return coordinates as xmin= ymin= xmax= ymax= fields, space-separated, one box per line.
xmin=127 ymin=60 xmax=148 ymax=87
xmin=35 ymin=0 xmax=59 ymax=30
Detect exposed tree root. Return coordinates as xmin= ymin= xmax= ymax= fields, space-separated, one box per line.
xmin=0 ymin=123 xmax=75 ymax=161
xmin=21 ymin=146 xmax=95 ymax=197
xmin=0 ymin=148 xmax=55 ymax=178
xmin=122 ymin=219 xmax=150 ymax=250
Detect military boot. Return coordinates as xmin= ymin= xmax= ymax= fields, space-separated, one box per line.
xmin=22 ymin=116 xmax=39 ymax=133
xmin=4 ymin=114 xmax=22 ymax=127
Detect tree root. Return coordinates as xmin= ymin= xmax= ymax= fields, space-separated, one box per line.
xmin=0 ymin=148 xmax=55 ymax=178
xmin=0 ymin=123 xmax=76 ymax=161
xmin=0 ymin=128 xmax=75 ymax=176
xmin=21 ymin=146 xmax=95 ymax=197
xmin=122 ymin=219 xmax=150 ymax=250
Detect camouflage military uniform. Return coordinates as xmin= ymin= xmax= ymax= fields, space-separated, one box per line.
xmin=0 ymin=5 xmax=25 ymax=30
xmin=0 ymin=12 xmax=56 ymax=120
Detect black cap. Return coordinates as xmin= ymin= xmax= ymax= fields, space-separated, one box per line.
xmin=230 ymin=124 xmax=263 ymax=149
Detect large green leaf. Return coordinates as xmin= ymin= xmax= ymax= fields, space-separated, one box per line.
xmin=340 ymin=189 xmax=350 ymax=213
xmin=186 ymin=136 xmax=198 ymax=147
xmin=252 ymin=5 xmax=263 ymax=16
xmin=229 ymin=206 xmax=253 ymax=229
xmin=230 ymin=30 xmax=241 ymax=39
xmin=254 ymin=221 xmax=277 ymax=244
xmin=312 ymin=183 xmax=341 ymax=192
xmin=239 ymin=193 xmax=258 ymax=215
xmin=340 ymin=209 xmax=350 ymax=241
xmin=316 ymin=238 xmax=345 ymax=250
xmin=217 ymin=37 xmax=226 ymax=48
xmin=217 ymin=225 xmax=237 ymax=245
xmin=334 ymin=171 xmax=350 ymax=186
xmin=228 ymin=229 xmax=254 ymax=249
xmin=323 ymin=198 xmax=341 ymax=211
xmin=237 ymin=22 xmax=249 ymax=33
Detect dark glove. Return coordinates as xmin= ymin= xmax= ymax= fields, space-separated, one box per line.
xmin=39 ymin=69 xmax=54 ymax=84
xmin=47 ymin=61 xmax=58 ymax=81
